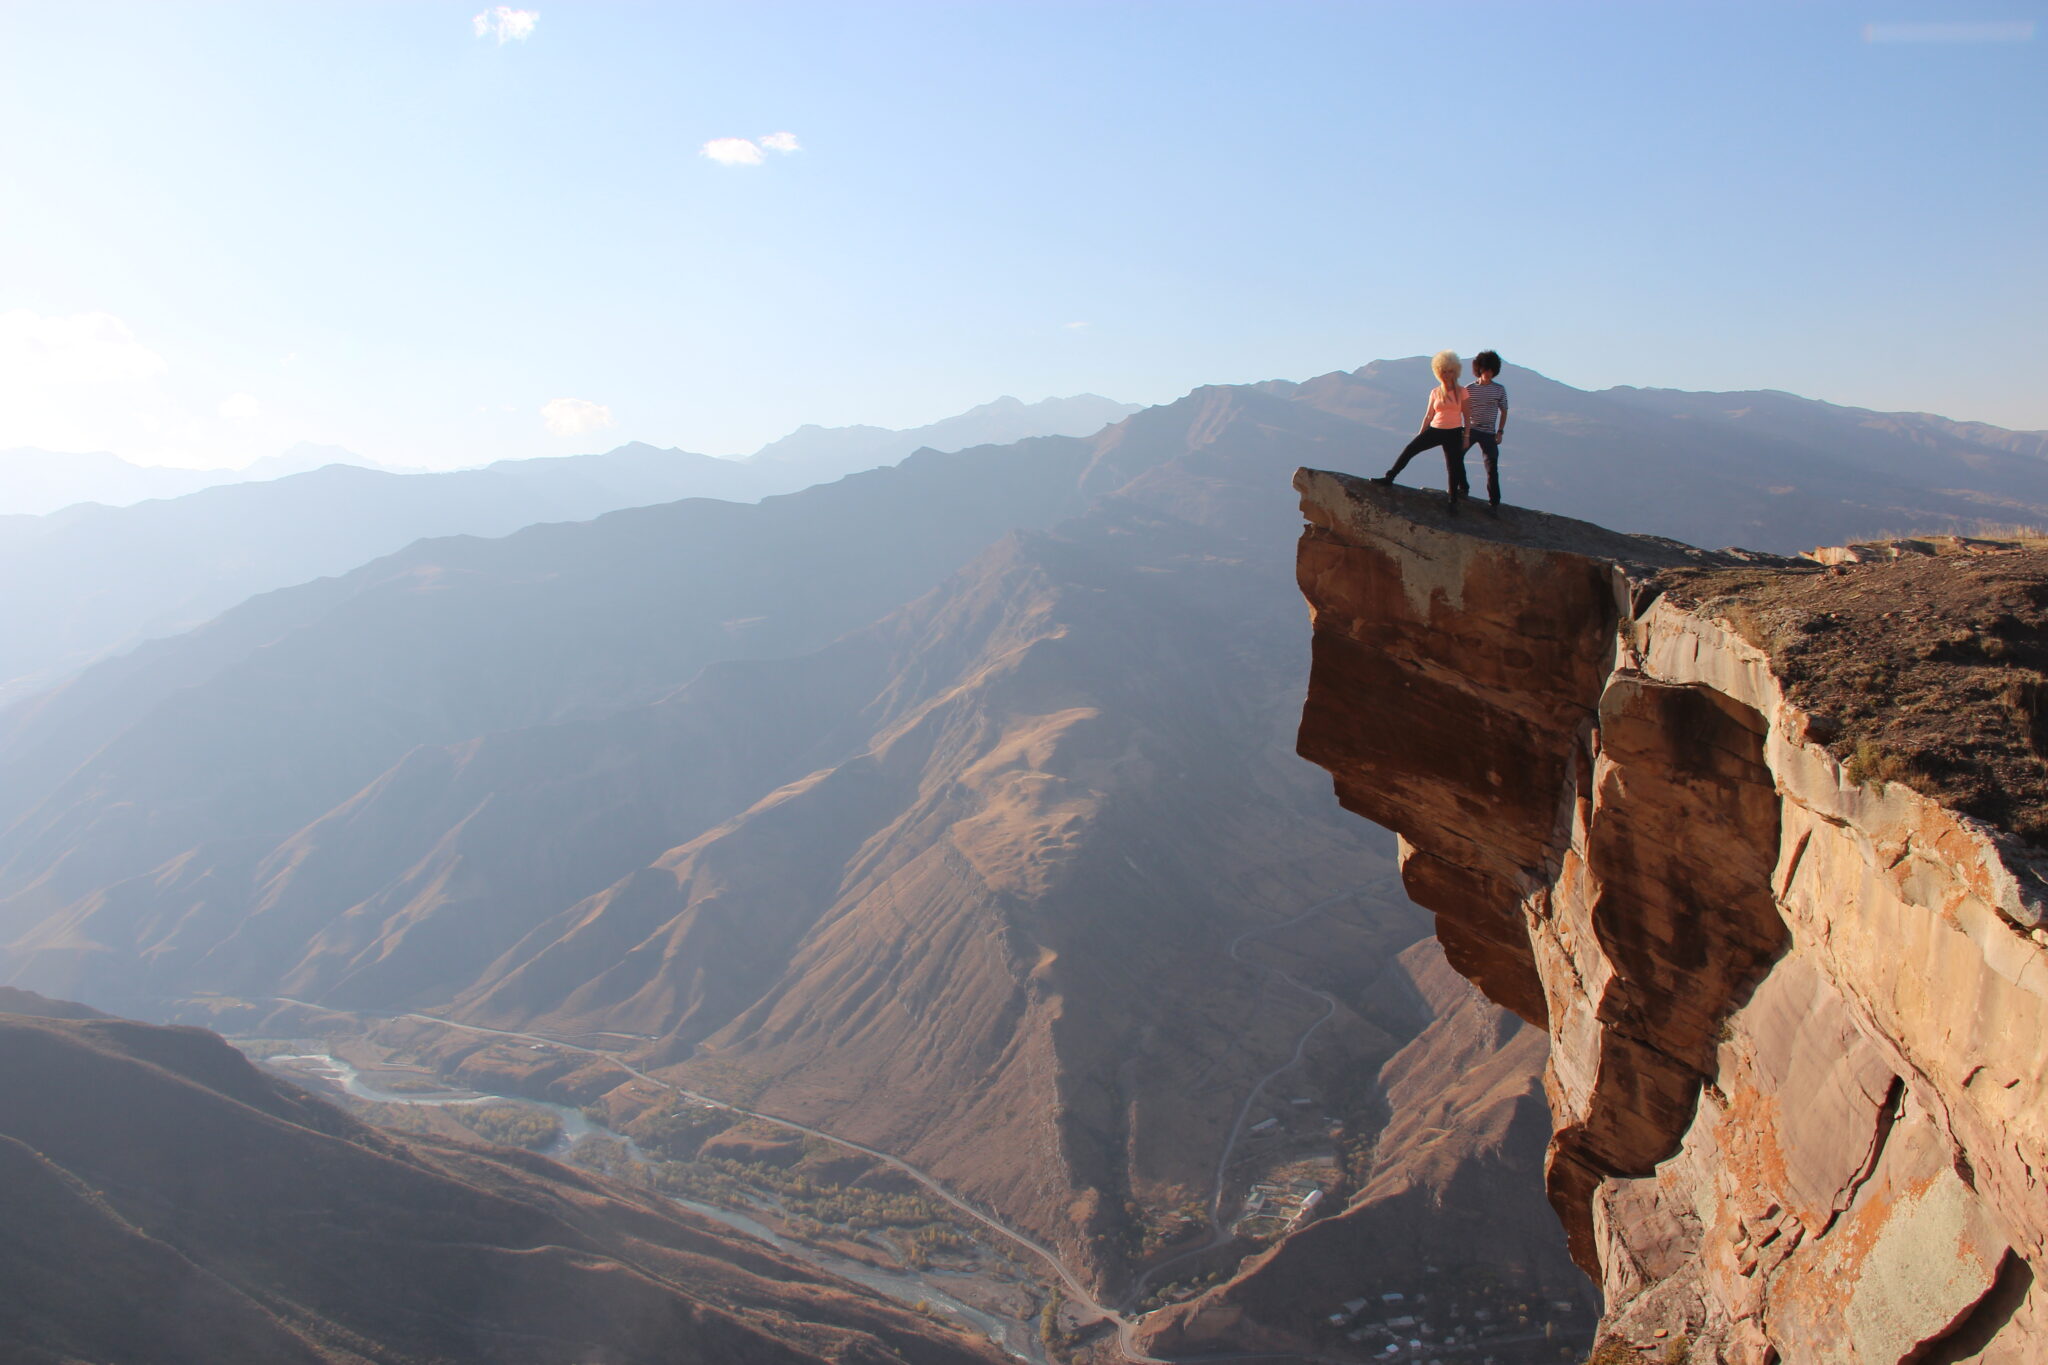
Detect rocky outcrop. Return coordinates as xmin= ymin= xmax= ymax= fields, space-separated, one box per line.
xmin=1293 ymin=469 xmax=2048 ymax=1364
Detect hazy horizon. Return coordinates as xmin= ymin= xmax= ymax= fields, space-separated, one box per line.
xmin=0 ymin=389 xmax=1140 ymax=484
xmin=11 ymin=360 xmax=2045 ymax=478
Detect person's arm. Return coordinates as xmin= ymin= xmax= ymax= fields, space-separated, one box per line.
xmin=1496 ymin=387 xmax=1508 ymax=441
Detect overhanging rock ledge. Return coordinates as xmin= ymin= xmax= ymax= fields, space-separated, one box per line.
xmin=1293 ymin=467 xmax=2048 ymax=1364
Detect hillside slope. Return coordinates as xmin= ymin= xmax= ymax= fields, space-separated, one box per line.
xmin=0 ymin=1010 xmax=1003 ymax=1365
xmin=7 ymin=362 xmax=2048 ymax=1332
xmin=1135 ymin=940 xmax=1579 ymax=1357
xmin=4 ymin=381 xmax=1427 ymax=1293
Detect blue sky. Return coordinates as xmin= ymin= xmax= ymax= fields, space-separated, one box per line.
xmin=1 ymin=1 xmax=2042 ymax=468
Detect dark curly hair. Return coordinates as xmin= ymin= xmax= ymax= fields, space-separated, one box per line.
xmin=1472 ymin=350 xmax=1503 ymax=379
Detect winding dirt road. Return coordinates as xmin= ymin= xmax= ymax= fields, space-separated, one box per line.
xmin=1127 ymin=884 xmax=1369 ymax=1300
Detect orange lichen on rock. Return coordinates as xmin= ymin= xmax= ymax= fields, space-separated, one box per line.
xmin=1293 ymin=469 xmax=2048 ymax=1364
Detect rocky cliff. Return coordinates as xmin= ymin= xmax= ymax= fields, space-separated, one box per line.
xmin=1292 ymin=469 xmax=2048 ymax=1364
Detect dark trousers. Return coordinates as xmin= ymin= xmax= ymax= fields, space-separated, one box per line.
xmin=1385 ymin=426 xmax=1468 ymax=497
xmin=1466 ymin=430 xmax=1501 ymax=505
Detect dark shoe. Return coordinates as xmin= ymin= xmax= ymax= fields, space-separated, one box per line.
xmin=1446 ymin=494 xmax=1461 ymax=515
xmin=1484 ymin=502 xmax=1500 ymax=519
xmin=1370 ymin=474 xmax=1393 ymax=486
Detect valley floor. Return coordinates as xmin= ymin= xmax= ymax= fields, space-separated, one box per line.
xmin=237 ymin=1003 xmax=1588 ymax=1365
xmin=246 ymin=1027 xmax=1064 ymax=1363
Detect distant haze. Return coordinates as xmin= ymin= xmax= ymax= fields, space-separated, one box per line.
xmin=0 ymin=394 xmax=1136 ymax=518
xmin=0 ymin=393 xmax=1137 ymax=701
xmin=0 ymin=443 xmax=403 ymax=518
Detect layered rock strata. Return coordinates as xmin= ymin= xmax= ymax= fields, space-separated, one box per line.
xmin=1292 ymin=469 xmax=2048 ymax=1364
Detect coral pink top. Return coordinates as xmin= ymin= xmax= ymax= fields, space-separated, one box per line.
xmin=1426 ymin=385 xmax=1467 ymax=429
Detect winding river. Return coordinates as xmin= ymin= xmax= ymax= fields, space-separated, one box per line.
xmin=265 ymin=1052 xmax=1048 ymax=1363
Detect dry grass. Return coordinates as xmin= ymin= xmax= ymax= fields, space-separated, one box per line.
xmin=1654 ymin=549 xmax=2048 ymax=847
xmin=1836 ymin=523 xmax=2048 ymax=550
xmin=1585 ymin=1334 xmax=1690 ymax=1364
xmin=1845 ymin=740 xmax=1915 ymax=796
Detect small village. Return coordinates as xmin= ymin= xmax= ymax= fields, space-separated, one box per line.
xmin=1314 ymin=1268 xmax=1598 ymax=1364
xmin=1224 ymin=1093 xmax=1341 ymax=1242
xmin=1228 ymin=1172 xmax=1326 ymax=1240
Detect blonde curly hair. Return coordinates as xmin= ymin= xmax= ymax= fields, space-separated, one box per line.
xmin=1431 ymin=350 xmax=1462 ymax=393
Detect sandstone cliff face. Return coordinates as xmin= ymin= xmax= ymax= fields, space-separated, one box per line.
xmin=1293 ymin=469 xmax=2048 ymax=1364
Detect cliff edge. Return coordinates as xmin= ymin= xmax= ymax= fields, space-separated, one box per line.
xmin=1293 ymin=469 xmax=2048 ymax=1364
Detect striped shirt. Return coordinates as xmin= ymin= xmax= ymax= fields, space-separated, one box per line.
xmin=1465 ymin=380 xmax=1508 ymax=435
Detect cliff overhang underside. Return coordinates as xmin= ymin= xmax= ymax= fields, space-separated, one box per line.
xmin=1293 ymin=469 xmax=2048 ymax=1364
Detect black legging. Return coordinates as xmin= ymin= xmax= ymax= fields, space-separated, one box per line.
xmin=1465 ymin=431 xmax=1501 ymax=505
xmin=1385 ymin=426 xmax=1468 ymax=496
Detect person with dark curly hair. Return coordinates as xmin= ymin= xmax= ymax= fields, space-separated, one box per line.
xmin=1464 ymin=350 xmax=1509 ymax=516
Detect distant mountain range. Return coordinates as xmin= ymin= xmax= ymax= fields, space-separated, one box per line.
xmin=746 ymin=393 xmax=1140 ymax=487
xmin=0 ymin=394 xmax=1140 ymax=518
xmin=0 ymin=371 xmax=1458 ymax=1300
xmin=0 ymin=393 xmax=1139 ymax=701
xmin=6 ymin=361 xmax=2048 ymax=1345
xmin=0 ymin=442 xmax=406 ymax=516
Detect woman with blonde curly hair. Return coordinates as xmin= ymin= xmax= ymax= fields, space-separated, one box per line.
xmin=1372 ymin=350 xmax=1471 ymax=511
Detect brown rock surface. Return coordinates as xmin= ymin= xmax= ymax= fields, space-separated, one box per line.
xmin=1293 ymin=469 xmax=2048 ymax=1363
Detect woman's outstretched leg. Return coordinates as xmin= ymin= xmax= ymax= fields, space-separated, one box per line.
xmin=1374 ymin=430 xmax=1437 ymax=485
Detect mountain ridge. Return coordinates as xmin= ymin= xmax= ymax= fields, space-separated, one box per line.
xmin=0 ymin=394 xmax=1139 ymax=702
xmin=12 ymin=360 xmax=2048 ymax=1343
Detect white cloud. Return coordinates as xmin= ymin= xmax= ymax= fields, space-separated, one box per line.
xmin=473 ymin=7 xmax=538 ymax=43
xmin=1063 ymin=321 xmax=1090 ymax=330
xmin=0 ymin=309 xmax=302 ymax=467
xmin=702 ymin=137 xmax=766 ymax=166
xmin=540 ymin=397 xmax=614 ymax=436
xmin=702 ymin=132 xmax=800 ymax=165
xmin=0 ymin=309 xmax=174 ymax=453
xmin=0 ymin=309 xmax=167 ymax=386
